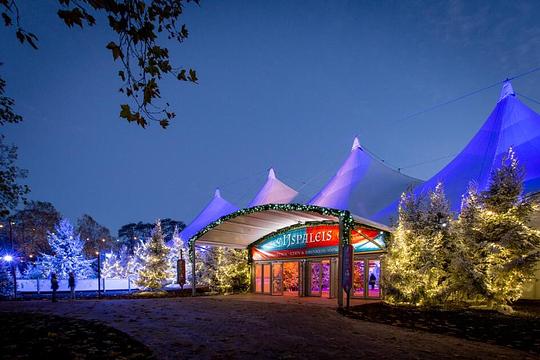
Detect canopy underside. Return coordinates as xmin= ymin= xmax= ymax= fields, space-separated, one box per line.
xmin=193 ymin=206 xmax=391 ymax=248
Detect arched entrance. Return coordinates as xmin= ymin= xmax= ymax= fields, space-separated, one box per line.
xmin=187 ymin=204 xmax=390 ymax=306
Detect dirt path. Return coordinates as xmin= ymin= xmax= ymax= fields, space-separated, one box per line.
xmin=0 ymin=295 xmax=535 ymax=359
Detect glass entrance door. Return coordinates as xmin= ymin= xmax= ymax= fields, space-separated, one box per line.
xmin=353 ymin=260 xmax=365 ymax=297
xmin=367 ymin=259 xmax=381 ymax=298
xmin=283 ymin=262 xmax=300 ymax=296
xmin=272 ymin=263 xmax=283 ymax=295
xmin=262 ymin=263 xmax=271 ymax=294
xmin=308 ymin=261 xmax=322 ymax=296
xmin=352 ymin=257 xmax=382 ymax=298
xmin=308 ymin=260 xmax=331 ymax=297
xmin=321 ymin=260 xmax=331 ymax=298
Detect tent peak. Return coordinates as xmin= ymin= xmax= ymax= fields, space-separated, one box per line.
xmin=499 ymin=81 xmax=515 ymax=102
xmin=351 ymin=136 xmax=361 ymax=151
xmin=214 ymin=188 xmax=222 ymax=198
xmin=268 ymin=167 xmax=276 ymax=179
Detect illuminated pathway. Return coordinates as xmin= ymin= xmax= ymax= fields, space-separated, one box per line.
xmin=0 ymin=295 xmax=533 ymax=359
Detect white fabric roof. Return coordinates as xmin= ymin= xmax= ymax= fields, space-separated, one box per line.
xmin=192 ymin=205 xmax=392 ymax=248
xmin=248 ymin=168 xmax=298 ymax=207
xmin=177 ymin=189 xmax=238 ymax=246
xmin=309 ymin=137 xmax=422 ymax=218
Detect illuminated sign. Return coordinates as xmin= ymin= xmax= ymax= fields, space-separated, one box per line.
xmin=251 ymin=224 xmax=385 ymax=260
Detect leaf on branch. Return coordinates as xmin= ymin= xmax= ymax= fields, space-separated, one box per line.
xmin=177 ymin=69 xmax=187 ymax=81
xmin=120 ymin=104 xmax=131 ymax=119
xmin=25 ymin=34 xmax=38 ymax=49
xmin=118 ymin=70 xmax=125 ymax=82
xmin=143 ymin=79 xmax=159 ymax=105
xmin=2 ymin=12 xmax=12 ymax=27
xmin=119 ymin=104 xmax=148 ymax=128
xmin=57 ymin=8 xmax=84 ymax=28
xmin=159 ymin=119 xmax=169 ymax=129
xmin=188 ymin=69 xmax=198 ymax=83
xmin=15 ymin=29 xmax=24 ymax=44
xmin=180 ymin=24 xmax=188 ymax=39
xmin=106 ymin=41 xmax=123 ymax=60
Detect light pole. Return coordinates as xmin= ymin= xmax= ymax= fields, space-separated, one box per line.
xmin=96 ymin=250 xmax=101 ymax=298
xmin=3 ymin=254 xmax=17 ymax=299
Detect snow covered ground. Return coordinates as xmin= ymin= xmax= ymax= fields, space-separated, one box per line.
xmin=0 ymin=295 xmax=534 ymax=359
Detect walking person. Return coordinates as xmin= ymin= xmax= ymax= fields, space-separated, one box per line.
xmin=68 ymin=272 xmax=76 ymax=300
xmin=51 ymin=273 xmax=59 ymax=302
xmin=369 ymin=273 xmax=377 ymax=290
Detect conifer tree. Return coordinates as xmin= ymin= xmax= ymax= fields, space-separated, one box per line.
xmin=136 ymin=220 xmax=170 ymax=290
xmin=167 ymin=225 xmax=190 ymax=283
xmin=101 ymin=253 xmax=124 ymax=279
xmin=126 ymin=240 xmax=146 ymax=279
xmin=383 ymin=183 xmax=455 ymax=305
xmin=453 ymin=184 xmax=487 ymax=301
xmin=38 ymin=219 xmax=95 ymax=279
xmin=0 ymin=262 xmax=14 ymax=298
xmin=214 ymin=248 xmax=250 ymax=293
xmin=457 ymin=148 xmax=540 ymax=310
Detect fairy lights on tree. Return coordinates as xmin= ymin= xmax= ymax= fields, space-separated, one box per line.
xmin=383 ymin=182 xmax=455 ymax=306
xmin=101 ymin=253 xmax=124 ymax=279
xmin=38 ymin=219 xmax=95 ymax=279
xmin=195 ymin=246 xmax=250 ymax=293
xmin=384 ymin=148 xmax=540 ymax=311
xmin=136 ymin=220 xmax=170 ymax=290
xmin=456 ymin=148 xmax=540 ymax=311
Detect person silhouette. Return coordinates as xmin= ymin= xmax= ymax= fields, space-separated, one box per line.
xmin=51 ymin=273 xmax=59 ymax=302
xmin=68 ymin=272 xmax=76 ymax=300
xmin=369 ymin=273 xmax=376 ymax=290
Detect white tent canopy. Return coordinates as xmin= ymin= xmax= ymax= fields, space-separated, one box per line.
xmin=176 ymin=189 xmax=238 ymax=246
xmin=248 ymin=168 xmax=298 ymax=207
xmin=192 ymin=204 xmax=391 ymax=248
xmin=309 ymin=137 xmax=422 ymax=218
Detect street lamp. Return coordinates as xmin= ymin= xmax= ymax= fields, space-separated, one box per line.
xmin=2 ymin=254 xmax=17 ymax=299
xmin=96 ymin=250 xmax=101 ymax=298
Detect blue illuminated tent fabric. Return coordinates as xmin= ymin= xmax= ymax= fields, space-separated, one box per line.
xmin=177 ymin=189 xmax=239 ymax=244
xmin=308 ymin=137 xmax=422 ymax=218
xmin=248 ymin=168 xmax=298 ymax=206
xmin=374 ymin=81 xmax=540 ymax=224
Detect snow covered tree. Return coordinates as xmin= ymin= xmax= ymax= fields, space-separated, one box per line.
xmin=456 ymin=148 xmax=540 ymax=310
xmin=167 ymin=225 xmax=192 ymax=286
xmin=383 ymin=190 xmax=427 ymax=304
xmin=37 ymin=219 xmax=95 ymax=279
xmin=126 ymin=240 xmax=146 ymax=279
xmin=214 ymin=248 xmax=250 ymax=293
xmin=383 ymin=183 xmax=456 ymax=306
xmin=197 ymin=246 xmax=249 ymax=293
xmin=0 ymin=261 xmax=14 ymax=298
xmin=136 ymin=220 xmax=170 ymax=290
xmin=22 ymin=262 xmax=44 ymax=279
xmin=101 ymin=253 xmax=124 ymax=279
xmin=452 ymin=184 xmax=488 ymax=301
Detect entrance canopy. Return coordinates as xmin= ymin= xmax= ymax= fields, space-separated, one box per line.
xmin=189 ymin=204 xmax=391 ymax=249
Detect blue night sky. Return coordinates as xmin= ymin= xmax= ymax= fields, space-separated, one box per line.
xmin=2 ymin=1 xmax=540 ymax=233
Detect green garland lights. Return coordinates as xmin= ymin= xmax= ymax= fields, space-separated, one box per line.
xmin=187 ymin=203 xmax=391 ymax=259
